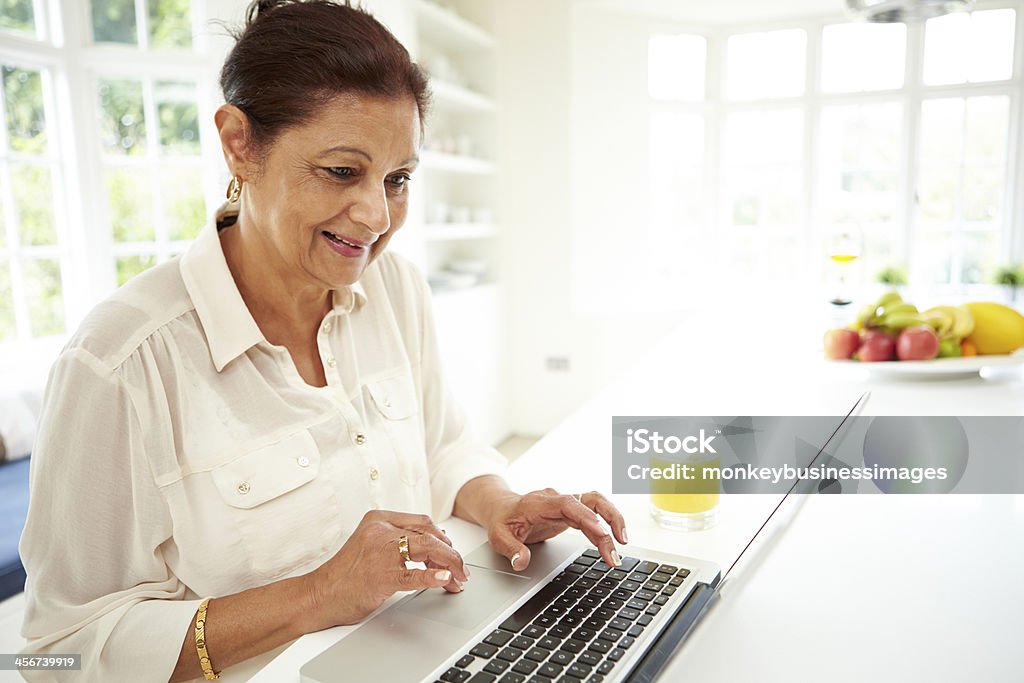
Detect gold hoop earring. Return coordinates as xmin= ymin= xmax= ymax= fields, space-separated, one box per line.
xmin=226 ymin=175 xmax=243 ymax=203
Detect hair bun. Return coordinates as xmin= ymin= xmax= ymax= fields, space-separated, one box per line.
xmin=246 ymin=0 xmax=293 ymax=25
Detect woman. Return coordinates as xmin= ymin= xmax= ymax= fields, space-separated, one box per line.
xmin=19 ymin=2 xmax=627 ymax=681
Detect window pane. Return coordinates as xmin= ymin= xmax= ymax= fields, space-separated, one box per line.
xmin=961 ymin=231 xmax=1000 ymax=284
xmin=105 ymin=167 xmax=154 ymax=242
xmin=920 ymin=98 xmax=963 ymax=163
xmin=821 ymin=23 xmax=906 ymax=93
xmin=0 ymin=0 xmax=34 ymax=34
xmin=2 ymin=66 xmax=48 ymax=154
xmin=917 ymin=166 xmax=957 ymax=223
xmin=155 ymin=81 xmax=199 ymax=154
xmin=162 ymin=166 xmax=204 ymax=240
xmin=116 ymin=254 xmax=156 ymax=286
xmin=724 ymin=110 xmax=802 ymax=226
xmin=91 ymin=0 xmax=138 ymax=45
xmin=924 ymin=9 xmax=1016 ymax=85
xmin=149 ymin=0 xmax=192 ymax=49
xmin=11 ymin=163 xmax=56 ymax=245
xmin=22 ymin=257 xmax=63 ymax=337
xmin=0 ymin=262 xmax=13 ymax=341
xmin=98 ymin=79 xmax=147 ymax=156
xmin=727 ymin=29 xmax=806 ymax=100
xmin=963 ymin=165 xmax=1003 ymax=223
xmin=965 ymin=96 xmax=1009 ymax=164
xmin=648 ymin=34 xmax=706 ymax=101
xmin=0 ymin=181 xmax=6 ymax=248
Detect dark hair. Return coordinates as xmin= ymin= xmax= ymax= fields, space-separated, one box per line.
xmin=221 ymin=0 xmax=430 ymax=152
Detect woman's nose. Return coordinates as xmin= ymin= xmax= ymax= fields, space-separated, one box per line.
xmin=349 ymin=180 xmax=391 ymax=235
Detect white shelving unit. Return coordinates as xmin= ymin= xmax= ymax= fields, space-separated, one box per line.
xmin=365 ymin=0 xmax=507 ymax=445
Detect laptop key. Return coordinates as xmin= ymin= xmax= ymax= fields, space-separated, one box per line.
xmin=583 ymin=549 xmax=601 ymax=559
xmin=573 ymin=556 xmax=597 ymax=567
xmin=588 ymin=640 xmax=611 ymax=654
xmin=586 ymin=676 xmax=605 ymax=683
xmin=593 ymin=608 xmax=615 ymax=621
xmin=579 ymin=596 xmax=601 ymax=608
xmin=485 ymin=660 xmax=511 ymax=675
xmin=578 ymin=652 xmax=601 ymax=667
xmin=597 ymin=659 xmax=615 ymax=674
xmin=567 ymin=662 xmax=593 ymax=678
xmin=627 ymin=625 xmax=644 ymax=638
xmin=621 ymin=580 xmax=642 ymax=592
xmin=471 ymin=643 xmax=500 ymax=659
xmin=565 ymin=565 xmax=586 ymax=575
xmin=442 ymin=668 xmax=471 ymax=682
xmin=676 ymin=568 xmax=691 ymax=578
xmin=500 ymin=675 xmax=526 ymax=683
xmin=550 ymin=651 xmax=574 ymax=666
xmin=618 ymin=556 xmax=640 ymax=571
xmin=661 ymin=586 xmax=677 ymax=597
xmin=467 ymin=673 xmax=497 ymax=683
xmin=623 ymin=602 xmax=645 ymax=615
xmin=649 ymin=572 xmax=673 ymax=584
xmin=598 ymin=579 xmax=618 ymax=590
xmin=590 ymin=586 xmax=610 ymax=598
xmin=575 ymin=578 xmax=597 ymax=589
xmin=539 ymin=663 xmax=563 ymax=678
xmin=619 ymin=637 xmax=636 ymax=650
xmin=608 ymin=569 xmax=629 ymax=582
xmin=526 ymin=647 xmax=550 ymax=662
xmin=582 ymin=617 xmax=606 ymax=630
xmin=634 ymin=590 xmax=657 ymax=602
xmin=583 ymin=569 xmax=605 ymax=581
xmin=602 ymin=599 xmax=624 ymax=611
xmin=527 ymin=678 xmax=553 ymax=683
xmin=592 ymin=561 xmax=611 ymax=573
xmin=612 ymin=590 xmax=632 ymax=601
xmin=524 ymin=625 xmax=546 ymax=639
xmin=573 ymin=627 xmax=598 ymax=641
xmin=654 ymin=595 xmax=670 ymax=606
xmin=598 ymin=629 xmax=623 ymax=642
xmin=457 ymin=655 xmax=476 ymax=668
xmin=512 ymin=636 xmax=535 ymax=650
xmin=513 ymin=659 xmax=539 ymax=675
xmin=486 ymin=630 xmax=515 ymax=647
xmin=669 ymin=576 xmax=685 ymax=587
xmin=538 ymin=636 xmax=560 ymax=650
xmin=606 ymin=648 xmax=626 ymax=662
xmin=658 ymin=564 xmax=678 ymax=574
xmin=646 ymin=605 xmax=662 ymax=616
xmin=635 ymin=561 xmax=659 ymax=575
xmin=560 ymin=638 xmax=586 ymax=654
xmin=637 ymin=615 xmax=653 ymax=626
xmin=608 ymin=618 xmax=631 ymax=631
xmin=498 ymin=647 xmax=525 ymax=662
xmin=549 ymin=624 xmax=573 ymax=638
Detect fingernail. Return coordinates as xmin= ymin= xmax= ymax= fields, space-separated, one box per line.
xmin=611 ymin=550 xmax=622 ymax=567
xmin=455 ymin=579 xmax=464 ymax=592
xmin=623 ymin=528 xmax=630 ymax=544
xmin=464 ymin=566 xmax=472 ymax=579
xmin=435 ymin=570 xmax=451 ymax=581
xmin=511 ymin=552 xmax=521 ymax=570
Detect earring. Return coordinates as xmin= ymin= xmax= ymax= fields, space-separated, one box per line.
xmin=226 ymin=175 xmax=243 ymax=203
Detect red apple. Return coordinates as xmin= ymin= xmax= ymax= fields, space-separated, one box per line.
xmin=857 ymin=330 xmax=896 ymax=362
xmin=824 ymin=328 xmax=861 ymax=359
xmin=896 ymin=325 xmax=940 ymax=361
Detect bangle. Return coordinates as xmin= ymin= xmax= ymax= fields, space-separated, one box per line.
xmin=195 ymin=597 xmax=220 ymax=680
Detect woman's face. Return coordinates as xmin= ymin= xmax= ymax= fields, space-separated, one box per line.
xmin=240 ymin=94 xmax=421 ymax=289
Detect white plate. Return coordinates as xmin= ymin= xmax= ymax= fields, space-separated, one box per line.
xmin=830 ymin=352 xmax=1024 ymax=379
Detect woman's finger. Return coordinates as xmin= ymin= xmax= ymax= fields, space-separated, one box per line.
xmin=534 ymin=494 xmax=619 ymax=568
xmin=404 ymin=532 xmax=470 ymax=582
xmin=391 ymin=567 xmax=455 ymax=592
xmin=489 ymin=524 xmax=532 ymax=572
xmin=372 ymin=510 xmax=453 ymax=547
xmin=425 ymin=559 xmax=464 ymax=593
xmin=580 ymin=491 xmax=628 ymax=545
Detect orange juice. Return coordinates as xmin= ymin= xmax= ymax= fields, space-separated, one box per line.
xmin=830 ymin=253 xmax=859 ymax=264
xmin=649 ymin=454 xmax=720 ymax=530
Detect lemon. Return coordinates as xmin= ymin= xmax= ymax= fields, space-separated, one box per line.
xmin=963 ymin=302 xmax=1024 ymax=355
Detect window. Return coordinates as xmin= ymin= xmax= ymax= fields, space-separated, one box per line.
xmin=574 ymin=2 xmax=1022 ymax=311
xmin=0 ymin=0 xmax=215 ymax=348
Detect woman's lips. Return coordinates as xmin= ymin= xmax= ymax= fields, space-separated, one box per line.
xmin=322 ymin=230 xmax=370 ymax=257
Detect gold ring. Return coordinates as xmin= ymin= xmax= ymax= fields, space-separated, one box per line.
xmin=574 ymin=493 xmax=583 ymax=504
xmin=398 ymin=535 xmax=411 ymax=562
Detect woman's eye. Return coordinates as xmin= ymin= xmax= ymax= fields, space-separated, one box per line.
xmin=387 ymin=174 xmax=411 ymax=191
xmin=327 ymin=167 xmax=356 ymax=178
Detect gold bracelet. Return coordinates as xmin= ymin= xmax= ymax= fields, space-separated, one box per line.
xmin=195 ymin=597 xmax=220 ymax=680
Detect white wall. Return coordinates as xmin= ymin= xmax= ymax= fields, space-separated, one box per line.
xmin=496 ymin=0 xmax=690 ymax=436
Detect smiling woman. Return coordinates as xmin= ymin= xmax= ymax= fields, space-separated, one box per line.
xmin=17 ymin=2 xmax=627 ymax=681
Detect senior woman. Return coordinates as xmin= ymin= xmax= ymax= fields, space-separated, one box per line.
xmin=19 ymin=1 xmax=626 ymax=681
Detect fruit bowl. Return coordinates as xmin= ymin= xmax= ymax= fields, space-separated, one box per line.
xmin=830 ymin=352 xmax=1024 ymax=379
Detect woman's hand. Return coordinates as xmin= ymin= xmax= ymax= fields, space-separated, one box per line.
xmin=304 ymin=510 xmax=470 ymax=630
xmin=483 ymin=488 xmax=628 ymax=572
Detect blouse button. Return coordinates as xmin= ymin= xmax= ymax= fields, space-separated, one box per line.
xmin=237 ymin=482 xmax=251 ymax=495
xmin=297 ymin=455 xmax=310 ymax=468
xmin=322 ymin=321 xmax=332 ymax=334
xmin=326 ymin=357 xmax=337 ymax=368
xmin=369 ymin=467 xmax=380 ymax=481
xmin=355 ymin=432 xmax=367 ymax=445
xmin=383 ymin=397 xmax=392 ymax=408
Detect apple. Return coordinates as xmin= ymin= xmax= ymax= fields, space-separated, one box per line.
xmin=857 ymin=330 xmax=896 ymax=362
xmin=824 ymin=328 xmax=861 ymax=359
xmin=896 ymin=326 xmax=940 ymax=361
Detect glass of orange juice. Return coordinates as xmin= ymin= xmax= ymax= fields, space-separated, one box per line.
xmin=649 ymin=453 xmax=721 ymax=531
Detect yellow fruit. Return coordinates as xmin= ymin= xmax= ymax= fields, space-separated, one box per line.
xmin=963 ymin=302 xmax=1024 ymax=355
xmin=961 ymin=340 xmax=977 ymax=357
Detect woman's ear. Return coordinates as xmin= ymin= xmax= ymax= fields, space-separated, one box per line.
xmin=214 ymin=104 xmax=255 ymax=179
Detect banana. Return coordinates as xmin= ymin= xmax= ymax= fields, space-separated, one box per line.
xmin=923 ymin=305 xmax=974 ymax=341
xmin=882 ymin=313 xmax=925 ymax=329
xmin=876 ymin=291 xmax=903 ymax=308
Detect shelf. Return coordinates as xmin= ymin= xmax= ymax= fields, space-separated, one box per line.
xmin=422 ymin=223 xmax=498 ymax=241
xmin=430 ymin=80 xmax=495 ymax=112
xmin=420 ymin=150 xmax=496 ymax=175
xmin=414 ymin=0 xmax=495 ymax=51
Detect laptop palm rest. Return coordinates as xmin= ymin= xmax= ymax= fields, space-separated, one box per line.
xmin=300 ymin=536 xmax=586 ymax=683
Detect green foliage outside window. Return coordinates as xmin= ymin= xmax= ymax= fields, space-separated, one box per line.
xmin=3 ymin=66 xmax=47 ymax=154
xmin=0 ymin=0 xmax=34 ymax=34
xmin=91 ymin=0 xmax=138 ymax=44
xmin=149 ymin=0 xmax=192 ymax=48
xmin=98 ymin=79 xmax=147 ymax=156
xmin=116 ymin=254 xmax=157 ymax=286
xmin=22 ymin=258 xmax=63 ymax=337
xmin=12 ymin=164 xmax=56 ymax=246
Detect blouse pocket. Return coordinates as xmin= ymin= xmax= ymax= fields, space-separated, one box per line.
xmin=366 ymin=373 xmax=426 ymax=486
xmin=210 ymin=429 xmax=340 ymax=580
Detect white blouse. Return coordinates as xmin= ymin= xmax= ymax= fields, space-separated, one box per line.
xmin=18 ymin=210 xmax=506 ymax=681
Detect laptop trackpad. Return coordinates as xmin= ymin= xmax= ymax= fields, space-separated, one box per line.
xmin=395 ymin=566 xmax=530 ymax=631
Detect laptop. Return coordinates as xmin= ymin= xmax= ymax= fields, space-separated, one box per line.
xmin=300 ymin=396 xmax=866 ymax=683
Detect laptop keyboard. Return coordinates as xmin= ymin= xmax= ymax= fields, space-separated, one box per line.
xmin=431 ymin=549 xmax=692 ymax=683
